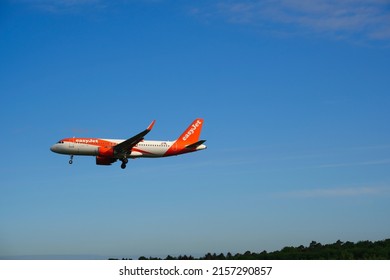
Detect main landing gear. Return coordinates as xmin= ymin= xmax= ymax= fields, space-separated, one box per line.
xmin=69 ymin=155 xmax=74 ymax=164
xmin=120 ymin=158 xmax=128 ymax=169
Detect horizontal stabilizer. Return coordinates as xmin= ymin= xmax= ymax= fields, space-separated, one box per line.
xmin=185 ymin=140 xmax=206 ymax=149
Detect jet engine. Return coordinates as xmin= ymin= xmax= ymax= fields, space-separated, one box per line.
xmin=98 ymin=146 xmax=114 ymax=157
xmin=96 ymin=156 xmax=116 ymax=165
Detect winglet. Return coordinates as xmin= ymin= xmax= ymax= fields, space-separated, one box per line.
xmin=147 ymin=120 xmax=156 ymax=131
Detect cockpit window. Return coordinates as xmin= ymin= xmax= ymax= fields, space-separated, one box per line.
xmin=57 ymin=141 xmax=64 ymax=144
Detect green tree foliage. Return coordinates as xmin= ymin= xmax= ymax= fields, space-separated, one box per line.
xmin=129 ymin=238 xmax=390 ymax=260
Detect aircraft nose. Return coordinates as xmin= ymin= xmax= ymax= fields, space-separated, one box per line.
xmin=50 ymin=144 xmax=58 ymax=153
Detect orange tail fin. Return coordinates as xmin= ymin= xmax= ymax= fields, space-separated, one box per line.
xmin=175 ymin=118 xmax=204 ymax=148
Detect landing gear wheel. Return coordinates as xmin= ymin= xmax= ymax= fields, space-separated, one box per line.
xmin=69 ymin=155 xmax=74 ymax=164
xmin=120 ymin=158 xmax=128 ymax=169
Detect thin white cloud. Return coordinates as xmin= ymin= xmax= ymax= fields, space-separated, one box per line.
xmin=282 ymin=185 xmax=390 ymax=198
xmin=193 ymin=0 xmax=390 ymax=43
xmin=16 ymin=0 xmax=106 ymax=13
xmin=18 ymin=0 xmax=390 ymax=43
xmin=317 ymin=159 xmax=390 ymax=168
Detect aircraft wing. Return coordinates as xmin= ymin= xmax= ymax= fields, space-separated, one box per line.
xmin=114 ymin=120 xmax=155 ymax=158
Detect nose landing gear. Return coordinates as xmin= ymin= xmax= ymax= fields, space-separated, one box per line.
xmin=69 ymin=155 xmax=74 ymax=164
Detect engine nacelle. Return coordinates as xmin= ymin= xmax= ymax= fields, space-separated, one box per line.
xmin=98 ymin=146 xmax=114 ymax=157
xmin=96 ymin=156 xmax=116 ymax=165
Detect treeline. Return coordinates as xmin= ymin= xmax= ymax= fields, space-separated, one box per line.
xmin=112 ymin=238 xmax=390 ymax=260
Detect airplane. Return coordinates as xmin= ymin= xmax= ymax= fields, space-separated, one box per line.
xmin=50 ymin=118 xmax=207 ymax=169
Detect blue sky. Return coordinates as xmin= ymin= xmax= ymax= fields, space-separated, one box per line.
xmin=1 ymin=0 xmax=390 ymax=259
